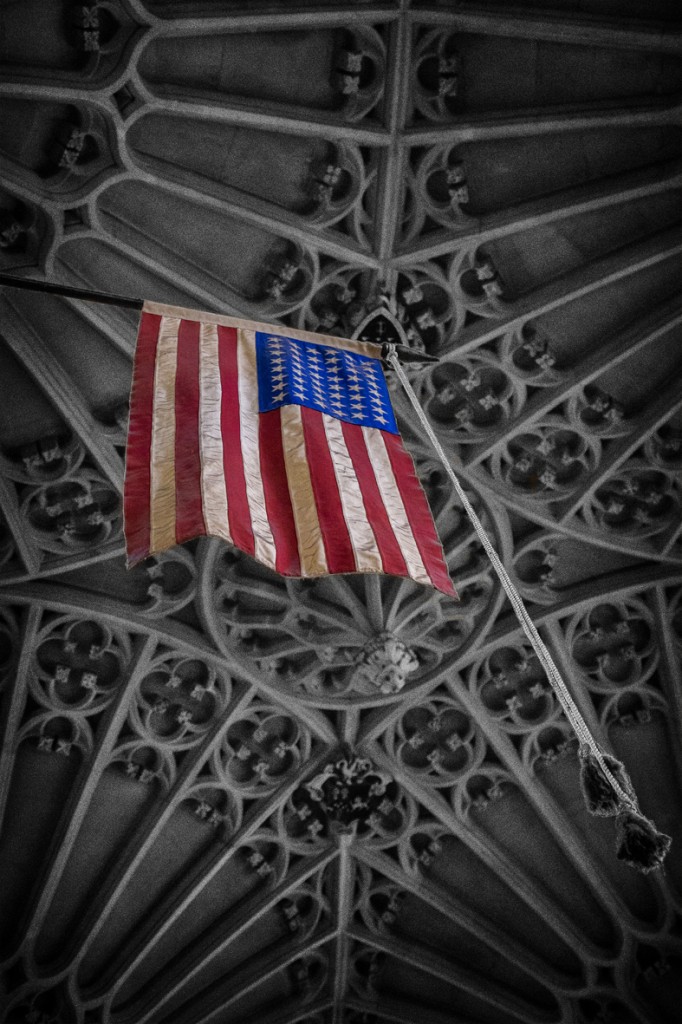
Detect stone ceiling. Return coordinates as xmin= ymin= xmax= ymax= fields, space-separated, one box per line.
xmin=0 ymin=2 xmax=681 ymax=1023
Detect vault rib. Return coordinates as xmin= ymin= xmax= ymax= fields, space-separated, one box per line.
xmin=359 ymin=560 xmax=682 ymax=741
xmin=60 ymin=293 xmax=143 ymax=359
xmin=365 ymin=700 xmax=651 ymax=956
xmin=403 ymin=99 xmax=682 ymax=146
xmin=652 ymin=588 xmax=682 ymax=790
xmin=153 ymin=5 xmax=400 ymax=34
xmin=0 ymin=606 xmax=41 ymax=835
xmin=413 ymin=563 xmax=682 ymax=694
xmin=345 ymin=994 xmax=477 ymax=1024
xmin=68 ymin=226 xmax=267 ymax=320
xmin=465 ymin=299 xmax=682 ymax=468
xmin=331 ymin=834 xmax=353 ymax=1024
xmin=0 ymin=295 xmax=125 ymax=492
xmin=439 ymin=645 xmax=657 ymax=935
xmin=449 ymin=472 xmax=680 ymax=565
xmin=413 ymin=6 xmax=682 ymax=53
xmin=124 ymin=164 xmax=380 ymax=269
xmin=0 ymin=580 xmax=339 ymax=742
xmin=51 ymin=680 xmax=257 ymax=975
xmin=368 ymin=744 xmax=604 ymax=961
xmin=71 ymin=751 xmax=335 ymax=993
xmin=373 ymin=13 xmax=411 ymax=265
xmin=404 ymin=227 xmax=682 ymax=361
xmin=130 ymin=96 xmax=392 ymax=146
xmin=21 ymin=635 xmax=158 ymax=958
xmin=165 ymin=926 xmax=336 ymax=1024
xmin=661 ymin=522 xmax=682 ymax=556
xmin=555 ymin=381 xmax=682 ymax=523
xmin=106 ymin=850 xmax=338 ymax=1023
xmin=394 ymin=161 xmax=682 ymax=264
xmin=0 ymin=475 xmax=42 ymax=577
xmin=347 ymin=922 xmax=555 ymax=1024
xmin=354 ymin=845 xmax=581 ymax=994
xmin=0 ymin=542 xmax=126 ymax=586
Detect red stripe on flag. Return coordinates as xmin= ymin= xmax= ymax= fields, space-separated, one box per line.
xmin=300 ymin=407 xmax=355 ymax=574
xmin=124 ymin=312 xmax=161 ymax=564
xmin=174 ymin=318 xmax=206 ymax=544
xmin=217 ymin=326 xmax=254 ymax=556
xmin=382 ymin=432 xmax=456 ymax=596
xmin=341 ymin=422 xmax=409 ymax=580
xmin=259 ymin=409 xmax=301 ymax=576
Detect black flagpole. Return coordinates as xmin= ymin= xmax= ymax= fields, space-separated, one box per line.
xmin=0 ymin=273 xmax=143 ymax=310
xmin=0 ymin=273 xmax=437 ymax=363
xmin=0 ymin=272 xmax=436 ymax=364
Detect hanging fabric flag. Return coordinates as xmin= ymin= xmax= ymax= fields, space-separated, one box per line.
xmin=124 ymin=301 xmax=456 ymax=597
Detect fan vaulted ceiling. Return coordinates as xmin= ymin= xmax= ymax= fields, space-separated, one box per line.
xmin=0 ymin=1 xmax=681 ymax=1023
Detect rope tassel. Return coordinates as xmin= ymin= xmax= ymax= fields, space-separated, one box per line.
xmin=578 ymin=746 xmax=636 ymax=817
xmin=615 ymin=809 xmax=672 ymax=874
xmin=386 ymin=345 xmax=671 ymax=874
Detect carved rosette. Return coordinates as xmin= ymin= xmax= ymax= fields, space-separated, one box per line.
xmin=352 ymin=633 xmax=419 ymax=696
xmin=284 ymin=751 xmax=412 ymax=847
xmin=199 ymin=531 xmax=496 ymax=706
xmin=33 ymin=616 xmax=129 ymax=715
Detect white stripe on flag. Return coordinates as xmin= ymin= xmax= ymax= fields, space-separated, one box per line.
xmin=322 ymin=414 xmax=383 ymax=574
xmin=236 ymin=328 xmax=277 ymax=570
xmin=199 ymin=322 xmax=231 ymax=543
xmin=363 ymin=427 xmax=431 ymax=587
xmin=280 ymin=404 xmax=328 ymax=576
xmin=149 ymin=316 xmax=179 ymax=554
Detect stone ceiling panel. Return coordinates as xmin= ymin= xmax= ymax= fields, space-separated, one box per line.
xmin=0 ymin=3 xmax=680 ymax=1024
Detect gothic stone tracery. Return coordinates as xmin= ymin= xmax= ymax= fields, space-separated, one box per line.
xmin=0 ymin=2 xmax=681 ymax=1024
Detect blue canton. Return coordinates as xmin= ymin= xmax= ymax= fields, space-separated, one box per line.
xmin=256 ymin=332 xmax=398 ymax=434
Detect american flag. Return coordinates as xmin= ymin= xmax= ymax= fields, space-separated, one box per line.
xmin=124 ymin=302 xmax=456 ymax=597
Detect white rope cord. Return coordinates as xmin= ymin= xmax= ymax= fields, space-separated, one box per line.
xmin=387 ymin=347 xmax=636 ymax=810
